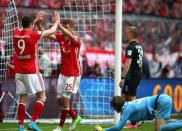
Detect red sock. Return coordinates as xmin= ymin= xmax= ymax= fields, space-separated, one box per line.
xmin=31 ymin=100 xmax=44 ymax=122
xmin=68 ymin=107 xmax=78 ymax=119
xmin=18 ymin=103 xmax=25 ymax=125
xmin=60 ymin=109 xmax=69 ymax=127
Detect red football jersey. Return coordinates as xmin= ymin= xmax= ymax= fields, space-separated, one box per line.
xmin=55 ymin=33 xmax=81 ymax=76
xmin=13 ymin=29 xmax=42 ymax=74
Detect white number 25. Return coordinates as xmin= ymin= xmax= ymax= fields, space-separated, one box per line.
xmin=17 ymin=39 xmax=25 ymax=55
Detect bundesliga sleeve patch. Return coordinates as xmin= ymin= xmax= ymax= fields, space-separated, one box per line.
xmin=127 ymin=50 xmax=132 ymax=56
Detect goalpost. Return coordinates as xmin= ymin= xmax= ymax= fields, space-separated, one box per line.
xmin=114 ymin=0 xmax=122 ymax=124
xmin=0 ymin=0 xmax=122 ymax=124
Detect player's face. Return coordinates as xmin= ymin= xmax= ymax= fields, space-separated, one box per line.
xmin=29 ymin=23 xmax=34 ymax=31
xmin=63 ymin=24 xmax=72 ymax=32
xmin=125 ymin=28 xmax=132 ymax=42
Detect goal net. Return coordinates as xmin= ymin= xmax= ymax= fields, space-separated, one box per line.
xmin=0 ymin=0 xmax=20 ymax=121
xmin=0 ymin=0 xmax=19 ymax=83
xmin=0 ymin=0 xmax=116 ymax=124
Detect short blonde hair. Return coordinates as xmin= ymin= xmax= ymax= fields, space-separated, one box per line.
xmin=129 ymin=26 xmax=139 ymax=38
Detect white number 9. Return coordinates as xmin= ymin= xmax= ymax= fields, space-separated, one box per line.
xmin=18 ymin=39 xmax=25 ymax=55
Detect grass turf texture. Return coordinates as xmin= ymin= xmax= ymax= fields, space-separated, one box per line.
xmin=0 ymin=123 xmax=182 ymax=131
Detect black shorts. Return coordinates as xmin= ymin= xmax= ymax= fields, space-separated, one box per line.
xmin=122 ymin=77 xmax=141 ymax=96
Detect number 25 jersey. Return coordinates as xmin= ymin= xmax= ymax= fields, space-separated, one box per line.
xmin=13 ymin=29 xmax=42 ymax=74
xmin=55 ymin=33 xmax=81 ymax=76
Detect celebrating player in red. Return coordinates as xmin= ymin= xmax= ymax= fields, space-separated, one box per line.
xmin=52 ymin=19 xmax=82 ymax=131
xmin=13 ymin=11 xmax=59 ymax=131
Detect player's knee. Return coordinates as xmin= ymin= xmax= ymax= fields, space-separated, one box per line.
xmin=41 ymin=95 xmax=46 ymax=103
xmin=57 ymin=97 xmax=69 ymax=108
xmin=37 ymin=94 xmax=46 ymax=103
xmin=36 ymin=91 xmax=46 ymax=102
xmin=19 ymin=94 xmax=27 ymax=103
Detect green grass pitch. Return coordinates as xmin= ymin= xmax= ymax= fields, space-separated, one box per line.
xmin=0 ymin=123 xmax=182 ymax=131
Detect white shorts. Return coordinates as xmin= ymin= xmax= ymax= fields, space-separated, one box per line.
xmin=15 ymin=73 xmax=45 ymax=95
xmin=57 ymin=73 xmax=81 ymax=98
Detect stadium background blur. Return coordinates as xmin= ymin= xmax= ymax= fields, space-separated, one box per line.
xmin=0 ymin=0 xmax=181 ymax=125
xmin=0 ymin=0 xmax=182 ymax=79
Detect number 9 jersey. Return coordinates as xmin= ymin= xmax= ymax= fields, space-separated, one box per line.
xmin=13 ymin=29 xmax=42 ymax=74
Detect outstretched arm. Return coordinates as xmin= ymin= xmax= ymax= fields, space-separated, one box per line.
xmin=40 ymin=11 xmax=59 ymax=39
xmin=94 ymin=110 xmax=131 ymax=131
xmin=104 ymin=114 xmax=129 ymax=131
xmin=33 ymin=10 xmax=46 ymax=30
xmin=35 ymin=11 xmax=57 ymax=39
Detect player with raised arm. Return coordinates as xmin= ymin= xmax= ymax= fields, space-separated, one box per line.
xmin=94 ymin=95 xmax=182 ymax=131
xmin=13 ymin=11 xmax=60 ymax=131
xmin=52 ymin=19 xmax=82 ymax=131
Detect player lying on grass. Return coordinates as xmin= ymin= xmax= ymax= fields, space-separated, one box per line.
xmin=94 ymin=94 xmax=182 ymax=131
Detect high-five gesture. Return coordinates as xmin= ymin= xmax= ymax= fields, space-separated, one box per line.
xmin=52 ymin=11 xmax=60 ymax=23
xmin=40 ymin=11 xmax=60 ymax=38
xmin=34 ymin=10 xmax=46 ymax=25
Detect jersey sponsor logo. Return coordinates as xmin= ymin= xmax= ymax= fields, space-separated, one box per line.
xmin=127 ymin=50 xmax=132 ymax=56
xmin=60 ymin=45 xmax=71 ymax=54
xmin=60 ymin=42 xmax=71 ymax=54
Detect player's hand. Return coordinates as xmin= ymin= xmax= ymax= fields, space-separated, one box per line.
xmin=52 ymin=11 xmax=60 ymax=23
xmin=51 ymin=11 xmax=57 ymax=23
xmin=34 ymin=10 xmax=46 ymax=23
xmin=94 ymin=125 xmax=104 ymax=131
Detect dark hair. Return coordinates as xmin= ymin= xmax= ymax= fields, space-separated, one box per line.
xmin=110 ymin=96 xmax=125 ymax=112
xmin=62 ymin=19 xmax=74 ymax=27
xmin=22 ymin=16 xmax=33 ymax=28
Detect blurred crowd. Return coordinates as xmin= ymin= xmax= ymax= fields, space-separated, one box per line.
xmin=1 ymin=0 xmax=182 ymax=18
xmin=0 ymin=0 xmax=182 ymax=79
xmin=0 ymin=0 xmax=115 ymax=12
xmin=123 ymin=0 xmax=182 ymax=18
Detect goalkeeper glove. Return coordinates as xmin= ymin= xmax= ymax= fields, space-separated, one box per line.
xmin=94 ymin=125 xmax=104 ymax=131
